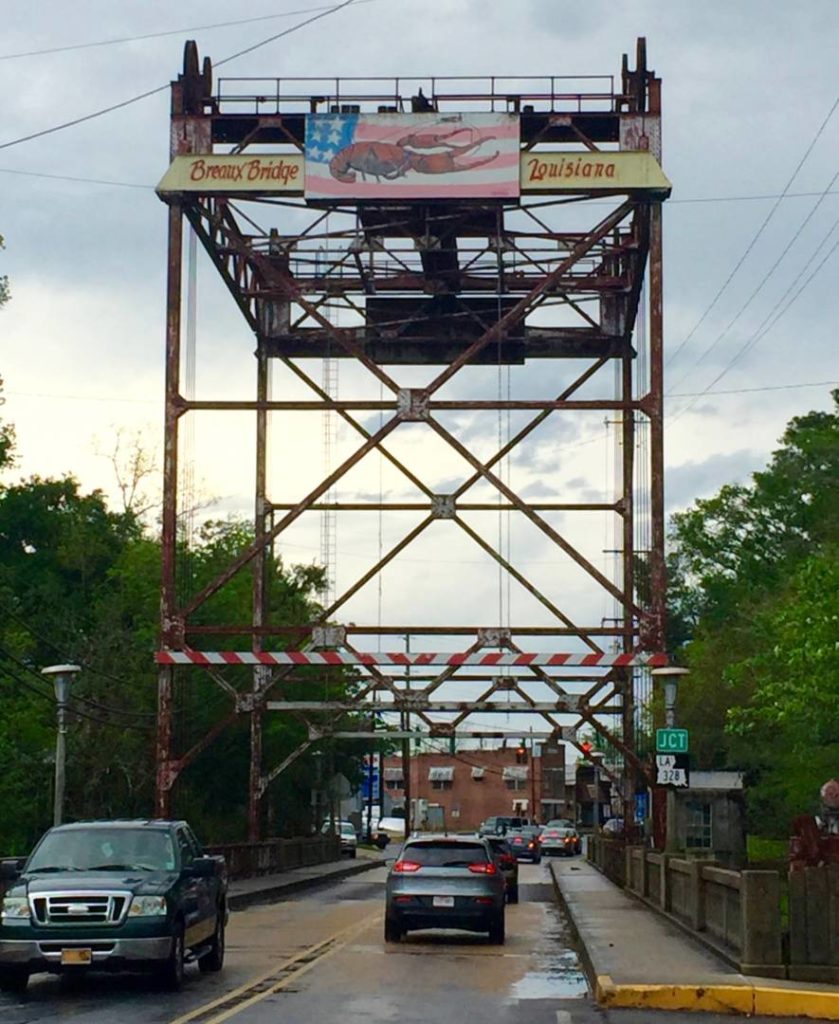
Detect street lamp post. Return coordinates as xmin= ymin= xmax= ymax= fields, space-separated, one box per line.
xmin=651 ymin=666 xmax=690 ymax=851
xmin=41 ymin=665 xmax=81 ymax=826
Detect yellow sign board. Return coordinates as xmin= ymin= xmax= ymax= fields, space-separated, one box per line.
xmin=520 ymin=151 xmax=670 ymax=194
xmin=157 ymin=154 xmax=304 ymax=193
xmin=157 ymin=151 xmax=669 ymax=197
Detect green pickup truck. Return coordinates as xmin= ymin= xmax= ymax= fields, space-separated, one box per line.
xmin=0 ymin=819 xmax=227 ymax=992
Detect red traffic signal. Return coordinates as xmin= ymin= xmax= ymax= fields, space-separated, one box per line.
xmin=580 ymin=740 xmax=593 ymax=757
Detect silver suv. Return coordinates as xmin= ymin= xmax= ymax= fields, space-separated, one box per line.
xmin=384 ymin=836 xmax=505 ymax=944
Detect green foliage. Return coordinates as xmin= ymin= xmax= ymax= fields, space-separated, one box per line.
xmin=0 ymin=469 xmax=359 ymax=850
xmin=0 ymin=234 xmax=9 ymax=309
xmin=667 ymin=391 xmax=839 ymax=834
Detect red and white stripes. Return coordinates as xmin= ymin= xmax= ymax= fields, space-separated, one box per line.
xmin=155 ymin=650 xmax=668 ymax=668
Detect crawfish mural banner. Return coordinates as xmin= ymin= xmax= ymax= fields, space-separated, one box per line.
xmin=304 ymin=113 xmax=520 ymax=199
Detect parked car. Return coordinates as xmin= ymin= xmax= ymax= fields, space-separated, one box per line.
xmin=507 ymin=827 xmax=542 ymax=864
xmin=484 ymin=835 xmax=519 ymax=904
xmin=384 ymin=836 xmax=505 ymax=944
xmin=544 ymin=818 xmax=575 ymax=830
xmin=321 ymin=820 xmax=358 ymax=858
xmin=540 ymin=826 xmax=581 ymax=857
xmin=0 ymin=819 xmax=227 ymax=993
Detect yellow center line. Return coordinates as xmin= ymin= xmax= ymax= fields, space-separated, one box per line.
xmin=167 ymin=910 xmax=381 ymax=1024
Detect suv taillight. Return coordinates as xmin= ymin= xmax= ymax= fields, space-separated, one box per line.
xmin=392 ymin=860 xmax=422 ymax=873
xmin=468 ymin=862 xmax=497 ymax=875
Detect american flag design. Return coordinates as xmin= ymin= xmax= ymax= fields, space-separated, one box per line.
xmin=305 ymin=112 xmax=520 ymax=199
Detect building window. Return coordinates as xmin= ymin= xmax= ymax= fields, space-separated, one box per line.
xmin=471 ymin=767 xmax=485 ymax=782
xmin=385 ymin=778 xmax=403 ymax=790
xmin=428 ymin=766 xmax=454 ymax=791
xmin=503 ymin=765 xmax=528 ymax=791
xmin=685 ymin=800 xmax=712 ymax=849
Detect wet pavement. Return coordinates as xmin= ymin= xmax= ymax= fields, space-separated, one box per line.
xmin=0 ymin=859 xmax=794 ymax=1023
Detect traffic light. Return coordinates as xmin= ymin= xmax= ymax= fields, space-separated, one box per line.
xmin=580 ymin=740 xmax=593 ymax=758
xmin=516 ymin=740 xmax=527 ymax=764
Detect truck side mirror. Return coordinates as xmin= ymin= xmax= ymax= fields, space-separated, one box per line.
xmin=0 ymin=858 xmax=26 ymax=881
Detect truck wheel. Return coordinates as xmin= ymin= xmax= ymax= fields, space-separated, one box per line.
xmin=161 ymin=921 xmax=186 ymax=990
xmin=506 ymin=885 xmax=519 ymax=905
xmin=384 ymin=915 xmax=402 ymax=943
xmin=488 ymin=912 xmax=506 ymax=945
xmin=0 ymin=967 xmax=29 ymax=994
xmin=199 ymin=906 xmax=225 ymax=973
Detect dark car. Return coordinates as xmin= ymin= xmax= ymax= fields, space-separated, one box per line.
xmin=484 ymin=835 xmax=519 ymax=904
xmin=507 ymin=827 xmax=542 ymax=863
xmin=384 ymin=836 xmax=505 ymax=944
xmin=477 ymin=815 xmax=531 ymax=837
xmin=0 ymin=820 xmax=227 ymax=993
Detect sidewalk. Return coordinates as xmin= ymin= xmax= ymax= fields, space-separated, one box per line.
xmin=550 ymin=856 xmax=839 ymax=1019
xmin=228 ymin=848 xmax=386 ymax=910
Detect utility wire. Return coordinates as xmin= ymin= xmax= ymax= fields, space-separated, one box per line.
xmin=669 ymin=226 xmax=839 ymax=422
xmin=0 ymin=3 xmax=374 ymax=61
xmin=0 ymin=0 xmax=356 ymax=151
xmin=664 ymin=97 xmax=839 ymax=372
xmin=667 ymin=160 xmax=839 ymax=399
xmin=0 ymin=650 xmax=154 ymax=733
xmin=0 ymin=603 xmax=164 ymax=719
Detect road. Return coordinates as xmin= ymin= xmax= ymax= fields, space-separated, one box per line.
xmin=0 ymin=859 xmax=786 ymax=1024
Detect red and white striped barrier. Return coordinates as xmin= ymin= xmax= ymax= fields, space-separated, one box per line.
xmin=155 ymin=650 xmax=668 ymax=668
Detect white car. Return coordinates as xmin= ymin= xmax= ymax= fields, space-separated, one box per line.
xmin=321 ymin=820 xmax=358 ymax=858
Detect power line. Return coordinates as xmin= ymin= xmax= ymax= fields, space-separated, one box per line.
xmin=0 ymin=3 xmax=374 ymax=61
xmin=0 ymin=603 xmax=162 ymax=719
xmin=0 ymin=649 xmax=153 ymax=733
xmin=669 ymin=379 xmax=839 ymax=398
xmin=664 ymin=96 xmax=839 ymax=372
xmin=0 ymin=0 xmax=357 ymax=152
xmin=669 ymin=227 xmax=839 ymax=421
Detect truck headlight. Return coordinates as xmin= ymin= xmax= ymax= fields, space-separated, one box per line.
xmin=128 ymin=896 xmax=167 ymax=917
xmin=1 ymin=897 xmax=30 ymax=921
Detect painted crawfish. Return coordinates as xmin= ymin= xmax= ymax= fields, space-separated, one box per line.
xmin=328 ymin=126 xmax=499 ymax=184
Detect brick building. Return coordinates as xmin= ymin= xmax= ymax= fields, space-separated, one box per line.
xmin=382 ymin=744 xmax=576 ymax=831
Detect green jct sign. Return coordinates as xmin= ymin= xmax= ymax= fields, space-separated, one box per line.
xmin=656 ymin=728 xmax=689 ymax=754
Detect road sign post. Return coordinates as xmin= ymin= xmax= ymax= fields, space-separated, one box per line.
xmin=655 ymin=753 xmax=689 ymax=788
xmin=656 ymin=728 xmax=689 ymax=754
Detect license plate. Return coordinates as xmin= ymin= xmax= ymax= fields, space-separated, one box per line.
xmin=60 ymin=948 xmax=92 ymax=966
xmin=432 ymin=895 xmax=454 ymax=908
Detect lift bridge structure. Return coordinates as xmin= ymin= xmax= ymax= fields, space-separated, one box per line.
xmin=155 ymin=38 xmax=671 ymax=839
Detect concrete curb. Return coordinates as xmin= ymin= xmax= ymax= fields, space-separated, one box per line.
xmin=228 ymin=857 xmax=383 ymax=911
xmin=595 ymin=975 xmax=839 ymax=1020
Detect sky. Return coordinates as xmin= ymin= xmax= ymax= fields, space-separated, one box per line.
xmin=2 ymin=1 xmax=839 ymax=728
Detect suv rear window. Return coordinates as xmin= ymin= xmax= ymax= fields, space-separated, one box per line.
xmin=403 ymin=841 xmax=488 ymax=866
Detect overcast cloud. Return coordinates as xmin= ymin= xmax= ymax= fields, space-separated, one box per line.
xmin=2 ymin=1 xmax=839 ymax=671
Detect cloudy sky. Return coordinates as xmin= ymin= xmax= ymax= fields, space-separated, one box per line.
xmin=3 ymin=0 xmax=839 ymax=674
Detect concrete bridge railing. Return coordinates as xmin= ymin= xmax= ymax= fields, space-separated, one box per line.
xmin=206 ymin=835 xmax=341 ymax=880
xmin=590 ymin=836 xmax=784 ymax=978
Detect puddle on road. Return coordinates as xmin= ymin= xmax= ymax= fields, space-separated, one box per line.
xmin=511 ymin=902 xmax=588 ymax=1000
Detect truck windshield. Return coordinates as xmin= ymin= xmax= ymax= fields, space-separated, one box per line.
xmin=27 ymin=828 xmax=176 ymax=873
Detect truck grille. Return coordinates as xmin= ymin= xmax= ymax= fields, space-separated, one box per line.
xmin=31 ymin=891 xmax=130 ymax=926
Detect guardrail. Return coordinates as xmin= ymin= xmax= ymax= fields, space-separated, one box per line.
xmin=205 ymin=835 xmax=342 ymax=880
xmin=590 ymin=836 xmax=784 ymax=978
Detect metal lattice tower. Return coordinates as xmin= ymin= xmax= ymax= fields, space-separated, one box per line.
xmin=154 ymin=38 xmax=670 ymax=840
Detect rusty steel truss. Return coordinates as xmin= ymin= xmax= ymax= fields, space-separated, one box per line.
xmin=155 ymin=39 xmax=668 ymax=839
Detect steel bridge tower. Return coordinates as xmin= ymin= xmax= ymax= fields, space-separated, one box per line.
xmin=155 ymin=38 xmax=669 ymax=839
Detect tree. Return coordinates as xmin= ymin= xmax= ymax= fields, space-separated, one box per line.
xmin=666 ymin=390 xmax=839 ymax=832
